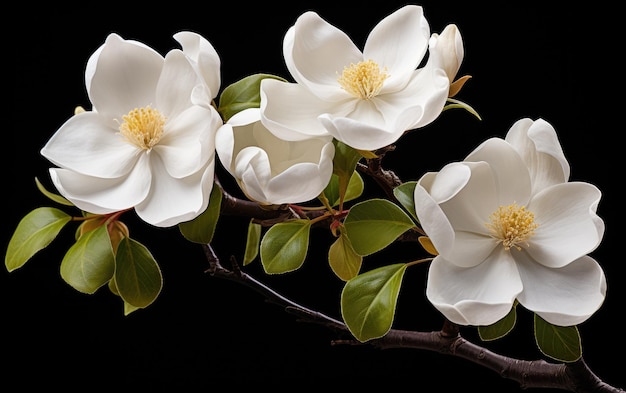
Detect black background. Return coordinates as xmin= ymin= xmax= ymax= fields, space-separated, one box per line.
xmin=4 ymin=2 xmax=622 ymax=390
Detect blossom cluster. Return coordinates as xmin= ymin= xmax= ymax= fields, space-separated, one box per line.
xmin=10 ymin=5 xmax=606 ymax=338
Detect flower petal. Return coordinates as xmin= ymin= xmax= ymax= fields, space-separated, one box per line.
xmin=173 ymin=31 xmax=221 ymax=100
xmin=87 ymin=33 xmax=164 ymax=119
xmin=527 ymin=182 xmax=604 ymax=267
xmin=40 ymin=111 xmax=139 ymax=178
xmin=48 ymin=156 xmax=151 ymax=213
xmin=505 ymin=118 xmax=570 ymax=194
xmin=135 ymin=154 xmax=215 ymax=227
xmin=516 ymin=253 xmax=606 ymax=326
xmin=284 ymin=11 xmax=362 ymax=100
xmin=465 ymin=137 xmax=532 ymax=206
xmin=260 ymin=78 xmax=342 ymax=140
xmin=426 ymin=249 xmax=522 ymax=326
xmin=364 ymin=5 xmax=430 ymax=92
xmin=156 ymin=105 xmax=221 ymax=178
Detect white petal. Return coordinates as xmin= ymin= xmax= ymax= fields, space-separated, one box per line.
xmin=156 ymin=105 xmax=220 ymax=178
xmin=427 ymin=24 xmax=464 ymax=84
xmin=40 ymin=111 xmax=140 ymax=178
xmin=284 ymin=11 xmax=362 ymax=100
xmin=516 ymin=253 xmax=606 ymax=326
xmin=505 ymin=118 xmax=570 ymax=194
xmin=465 ymin=138 xmax=532 ymax=205
xmin=173 ymin=31 xmax=221 ymax=99
xmin=399 ymin=66 xmax=450 ymax=129
xmin=527 ymin=182 xmax=605 ymax=267
xmin=48 ymin=156 xmax=151 ymax=213
xmin=157 ymin=50 xmax=205 ymax=119
xmin=319 ymin=113 xmax=404 ymax=151
xmin=426 ymin=249 xmax=522 ymax=326
xmin=135 ymin=153 xmax=215 ymax=227
xmin=260 ymin=78 xmax=339 ymax=140
xmin=363 ymin=5 xmax=430 ymax=92
xmin=87 ymin=33 xmax=164 ymax=120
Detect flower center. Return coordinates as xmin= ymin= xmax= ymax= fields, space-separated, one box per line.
xmin=485 ymin=203 xmax=538 ymax=251
xmin=118 ymin=106 xmax=166 ymax=150
xmin=337 ymin=59 xmax=389 ymax=99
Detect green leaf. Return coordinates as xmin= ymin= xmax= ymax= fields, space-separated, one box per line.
xmin=5 ymin=207 xmax=72 ymax=271
xmin=243 ymin=220 xmax=261 ymax=266
xmin=328 ymin=230 xmax=362 ymax=281
xmin=330 ymin=140 xmax=364 ymax=206
xmin=341 ymin=263 xmax=407 ymax=342
xmin=534 ymin=314 xmax=582 ymax=362
xmin=217 ymin=73 xmax=287 ymax=122
xmin=478 ymin=305 xmax=517 ymax=341
xmin=343 ymin=199 xmax=416 ymax=256
xmin=114 ymin=237 xmax=163 ymax=309
xmin=60 ymin=225 xmax=115 ymax=294
xmin=260 ymin=219 xmax=311 ymax=274
xmin=444 ymin=97 xmax=482 ymax=120
xmin=392 ymin=181 xmax=418 ymax=223
xmin=35 ymin=177 xmax=74 ymax=206
xmin=179 ymin=185 xmax=222 ymax=244
xmin=323 ymin=171 xmax=364 ymax=208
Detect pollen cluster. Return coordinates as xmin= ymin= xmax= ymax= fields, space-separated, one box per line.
xmin=337 ymin=59 xmax=389 ymax=99
xmin=485 ymin=203 xmax=538 ymax=251
xmin=118 ymin=106 xmax=166 ymax=150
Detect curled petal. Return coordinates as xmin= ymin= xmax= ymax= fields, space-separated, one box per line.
xmin=516 ymin=254 xmax=606 ymax=326
xmin=527 ymin=182 xmax=604 ymax=267
xmin=505 ymin=118 xmax=570 ymax=194
xmin=49 ymin=156 xmax=151 ymax=214
xmin=173 ymin=31 xmax=221 ymax=99
xmin=426 ymin=250 xmax=523 ymax=326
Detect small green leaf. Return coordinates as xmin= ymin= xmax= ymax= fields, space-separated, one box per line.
xmin=5 ymin=207 xmax=72 ymax=271
xmin=179 ymin=185 xmax=222 ymax=244
xmin=534 ymin=314 xmax=582 ymax=362
xmin=344 ymin=199 xmax=416 ymax=256
xmin=243 ymin=220 xmax=262 ymax=266
xmin=260 ymin=219 xmax=311 ymax=274
xmin=328 ymin=230 xmax=362 ymax=281
xmin=217 ymin=73 xmax=287 ymax=122
xmin=323 ymin=171 xmax=364 ymax=207
xmin=444 ymin=97 xmax=482 ymax=120
xmin=393 ymin=181 xmax=418 ymax=223
xmin=478 ymin=305 xmax=517 ymax=341
xmin=60 ymin=225 xmax=115 ymax=294
xmin=114 ymin=237 xmax=163 ymax=309
xmin=35 ymin=177 xmax=74 ymax=206
xmin=341 ymin=263 xmax=407 ymax=342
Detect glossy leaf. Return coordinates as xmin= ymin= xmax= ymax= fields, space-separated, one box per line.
xmin=323 ymin=171 xmax=364 ymax=208
xmin=114 ymin=237 xmax=163 ymax=309
xmin=5 ymin=207 xmax=72 ymax=272
xmin=392 ymin=181 xmax=418 ymax=223
xmin=341 ymin=263 xmax=407 ymax=342
xmin=35 ymin=177 xmax=73 ymax=206
xmin=328 ymin=229 xmax=362 ymax=281
xmin=60 ymin=225 xmax=115 ymax=294
xmin=343 ymin=199 xmax=416 ymax=256
xmin=218 ymin=73 xmax=286 ymax=122
xmin=478 ymin=305 xmax=517 ymax=341
xmin=243 ymin=220 xmax=262 ymax=266
xmin=331 ymin=140 xmax=364 ymax=206
xmin=534 ymin=314 xmax=582 ymax=362
xmin=179 ymin=185 xmax=222 ymax=244
xmin=260 ymin=219 xmax=311 ymax=274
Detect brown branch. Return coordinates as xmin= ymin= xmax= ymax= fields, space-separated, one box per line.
xmin=357 ymin=145 xmax=403 ymax=200
xmin=201 ymin=243 xmax=623 ymax=392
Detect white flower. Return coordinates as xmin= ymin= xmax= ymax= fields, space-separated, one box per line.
xmin=414 ymin=118 xmax=606 ymax=326
xmin=260 ymin=5 xmax=462 ymax=151
xmin=216 ymin=108 xmax=335 ymax=205
xmin=41 ymin=32 xmax=223 ymax=227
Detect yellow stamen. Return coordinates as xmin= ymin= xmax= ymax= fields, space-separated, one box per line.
xmin=118 ymin=106 xmax=166 ymax=150
xmin=485 ymin=203 xmax=538 ymax=251
xmin=337 ymin=59 xmax=389 ymax=99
